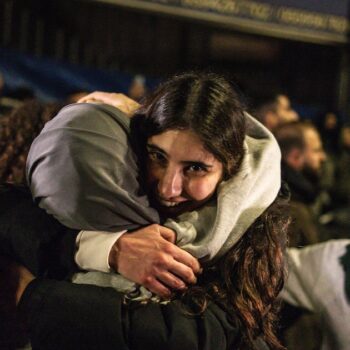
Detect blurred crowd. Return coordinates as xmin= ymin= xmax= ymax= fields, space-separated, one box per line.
xmin=1 ymin=73 xmax=349 ymax=243
xmin=0 ymin=71 xmax=349 ymax=350
xmin=3 ymin=78 xmax=347 ymax=244
xmin=254 ymin=94 xmax=350 ymax=350
xmin=0 ymin=100 xmax=64 ymax=184
xmin=0 ymin=72 xmax=148 ymax=184
xmin=255 ymin=94 xmax=350 ymax=244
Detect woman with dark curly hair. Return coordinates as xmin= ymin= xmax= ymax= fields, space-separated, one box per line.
xmin=0 ymin=100 xmax=63 ymax=183
xmin=1 ymin=72 xmax=288 ymax=350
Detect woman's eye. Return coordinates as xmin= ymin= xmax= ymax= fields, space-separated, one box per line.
xmin=148 ymin=152 xmax=166 ymax=163
xmin=187 ymin=164 xmax=206 ymax=173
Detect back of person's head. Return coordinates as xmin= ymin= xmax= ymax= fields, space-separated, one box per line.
xmin=274 ymin=93 xmax=299 ymax=123
xmin=274 ymin=121 xmax=306 ymax=160
xmin=132 ymin=72 xmax=246 ymax=179
xmin=254 ymin=100 xmax=279 ymax=131
xmin=275 ymin=121 xmax=325 ymax=175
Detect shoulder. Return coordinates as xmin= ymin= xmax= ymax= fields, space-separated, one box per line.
xmin=126 ymin=300 xmax=241 ymax=350
xmin=51 ymin=102 xmax=130 ymax=132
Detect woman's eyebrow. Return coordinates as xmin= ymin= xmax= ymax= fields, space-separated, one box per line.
xmin=147 ymin=143 xmax=213 ymax=168
xmin=146 ymin=143 xmax=167 ymax=154
xmin=182 ymin=161 xmax=213 ymax=168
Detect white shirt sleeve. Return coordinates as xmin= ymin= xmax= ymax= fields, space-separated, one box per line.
xmin=75 ymin=230 xmax=126 ymax=272
xmin=281 ymin=240 xmax=350 ymax=313
xmin=281 ymin=247 xmax=316 ymax=312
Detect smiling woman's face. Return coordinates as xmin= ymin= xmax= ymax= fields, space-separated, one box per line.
xmin=146 ymin=129 xmax=224 ymax=217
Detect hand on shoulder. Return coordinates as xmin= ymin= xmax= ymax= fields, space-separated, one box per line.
xmin=78 ymin=91 xmax=140 ymax=117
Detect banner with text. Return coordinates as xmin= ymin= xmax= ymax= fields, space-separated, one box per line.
xmin=100 ymin=0 xmax=350 ymax=44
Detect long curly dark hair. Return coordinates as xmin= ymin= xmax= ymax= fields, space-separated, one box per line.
xmin=182 ymin=196 xmax=289 ymax=350
xmin=0 ymin=100 xmax=63 ymax=184
xmin=131 ymin=72 xmax=288 ymax=349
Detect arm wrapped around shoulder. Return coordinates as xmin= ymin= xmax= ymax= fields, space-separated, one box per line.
xmin=26 ymin=103 xmax=159 ymax=232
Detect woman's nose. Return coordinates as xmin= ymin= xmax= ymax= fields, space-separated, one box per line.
xmin=157 ymin=168 xmax=183 ymax=199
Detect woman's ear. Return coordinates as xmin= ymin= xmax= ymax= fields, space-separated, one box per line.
xmin=288 ymin=147 xmax=305 ymax=171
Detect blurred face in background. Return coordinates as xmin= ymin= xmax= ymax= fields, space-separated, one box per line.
xmin=341 ymin=127 xmax=350 ymax=149
xmin=265 ymin=111 xmax=280 ymax=131
xmin=276 ymin=94 xmax=299 ymax=123
xmin=324 ymin=113 xmax=338 ymax=130
xmin=303 ymin=127 xmax=326 ymax=174
xmin=128 ymin=76 xmax=147 ymax=102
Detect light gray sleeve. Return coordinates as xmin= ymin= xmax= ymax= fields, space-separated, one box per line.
xmin=26 ymin=103 xmax=159 ymax=232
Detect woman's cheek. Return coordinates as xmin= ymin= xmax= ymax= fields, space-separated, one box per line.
xmin=187 ymin=177 xmax=218 ymax=201
xmin=146 ymin=162 xmax=162 ymax=184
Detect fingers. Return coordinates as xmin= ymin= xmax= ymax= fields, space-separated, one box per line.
xmin=77 ymin=92 xmax=101 ymax=103
xmin=170 ymin=246 xmax=201 ymax=274
xmin=157 ymin=226 xmax=176 ymax=244
xmin=168 ymin=259 xmax=198 ymax=285
xmin=115 ymin=224 xmax=201 ymax=299
xmin=143 ymin=277 xmax=171 ymax=298
xmin=156 ymin=271 xmax=186 ymax=290
xmin=155 ymin=224 xmax=201 ymax=279
xmin=78 ymin=91 xmax=110 ymax=103
xmin=144 ymin=271 xmax=187 ymax=298
xmin=77 ymin=91 xmax=140 ymax=116
xmin=77 ymin=91 xmax=115 ymax=104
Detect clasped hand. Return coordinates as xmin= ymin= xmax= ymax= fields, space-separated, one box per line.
xmin=108 ymin=224 xmax=201 ymax=298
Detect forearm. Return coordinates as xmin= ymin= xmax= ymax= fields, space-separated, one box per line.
xmin=18 ymin=279 xmax=128 ymax=350
xmin=0 ymin=184 xmax=79 ymax=277
xmin=75 ymin=230 xmax=125 ymax=272
xmin=2 ymin=219 xmax=78 ymax=278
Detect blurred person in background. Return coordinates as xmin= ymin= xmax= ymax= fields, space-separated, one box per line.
xmin=315 ymin=112 xmax=341 ymax=218
xmin=0 ymin=72 xmax=23 ymax=115
xmin=323 ymin=124 xmax=350 ymax=232
xmin=334 ymin=124 xmax=350 ymax=206
xmin=275 ymin=94 xmax=299 ymax=124
xmin=274 ymin=121 xmax=327 ymax=246
xmin=255 ymin=93 xmax=299 ymax=132
xmin=0 ymin=100 xmax=63 ymax=184
xmin=254 ymin=100 xmax=280 ymax=131
xmin=128 ymin=74 xmax=147 ymax=102
xmin=275 ymin=122 xmax=348 ymax=350
xmin=319 ymin=112 xmax=341 ymax=155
